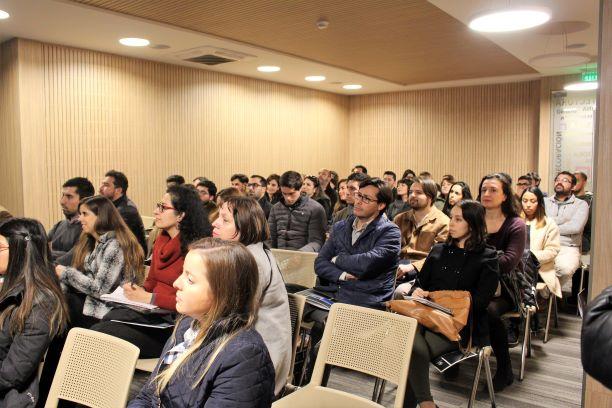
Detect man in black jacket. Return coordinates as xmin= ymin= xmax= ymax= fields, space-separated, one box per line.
xmin=99 ymin=170 xmax=147 ymax=253
xmin=49 ymin=177 xmax=95 ymax=265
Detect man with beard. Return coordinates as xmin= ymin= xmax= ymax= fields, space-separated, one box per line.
xmin=48 ymin=177 xmax=95 ymax=265
xmin=393 ymin=177 xmax=450 ymax=297
xmin=247 ymin=175 xmax=272 ymax=219
xmin=545 ymin=171 xmax=589 ymax=291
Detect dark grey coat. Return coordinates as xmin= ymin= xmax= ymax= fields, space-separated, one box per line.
xmin=268 ymin=195 xmax=327 ymax=252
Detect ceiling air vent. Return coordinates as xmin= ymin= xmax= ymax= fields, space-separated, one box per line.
xmin=175 ymin=46 xmax=256 ymax=66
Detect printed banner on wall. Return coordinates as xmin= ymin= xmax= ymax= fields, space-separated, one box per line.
xmin=550 ymin=90 xmax=596 ymax=191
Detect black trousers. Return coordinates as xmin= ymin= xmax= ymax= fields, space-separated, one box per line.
xmin=90 ymin=320 xmax=173 ymax=358
xmin=487 ymin=296 xmax=513 ymax=374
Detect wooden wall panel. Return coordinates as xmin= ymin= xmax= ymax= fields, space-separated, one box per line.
xmin=585 ymin=0 xmax=612 ymax=406
xmin=14 ymin=39 xmax=349 ymax=229
xmin=0 ymin=40 xmax=24 ymax=216
xmin=348 ymin=81 xmax=540 ymax=190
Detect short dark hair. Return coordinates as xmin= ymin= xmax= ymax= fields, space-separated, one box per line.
xmin=359 ymin=177 xmax=392 ymax=213
xmin=402 ymin=169 xmax=416 ymax=179
xmin=279 ymin=171 xmax=303 ymax=190
xmin=347 ymin=172 xmax=370 ymax=183
xmin=555 ymin=171 xmax=577 ymax=186
xmin=192 ymin=176 xmax=208 ymax=184
xmin=266 ymin=174 xmax=280 ymax=185
xmin=447 ymin=200 xmax=487 ymax=251
xmin=230 ymin=173 xmax=249 ymax=184
xmin=166 ymin=174 xmax=185 ymax=185
xmin=411 ymin=177 xmax=438 ymax=204
xmin=352 ymin=164 xmax=368 ymax=174
xmin=518 ymin=174 xmax=533 ymax=183
xmin=250 ymin=175 xmax=267 ymax=187
xmin=528 ymin=172 xmax=541 ymax=183
xmin=104 ymin=170 xmax=128 ymax=194
xmin=197 ymin=180 xmax=218 ymax=198
xmin=477 ymin=173 xmax=520 ymax=217
xmin=63 ymin=177 xmax=95 ymax=199
xmin=441 ymin=174 xmax=455 ymax=184
xmin=574 ymin=171 xmax=588 ymax=182
xmin=383 ymin=171 xmax=397 ymax=181
xmin=418 ymin=171 xmax=432 ymax=179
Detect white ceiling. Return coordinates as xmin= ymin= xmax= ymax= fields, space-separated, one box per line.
xmin=0 ymin=0 xmax=600 ymax=95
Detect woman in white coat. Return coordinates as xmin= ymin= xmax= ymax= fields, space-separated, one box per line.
xmin=521 ymin=187 xmax=561 ymax=298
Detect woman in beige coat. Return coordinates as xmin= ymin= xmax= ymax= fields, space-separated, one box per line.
xmin=521 ymin=187 xmax=562 ymax=298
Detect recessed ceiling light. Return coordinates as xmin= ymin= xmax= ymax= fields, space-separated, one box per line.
xmin=564 ymin=82 xmax=598 ymax=91
xmin=305 ymin=75 xmax=326 ymax=82
xmin=119 ymin=38 xmax=150 ymax=47
xmin=469 ymin=8 xmax=551 ymax=32
xmin=0 ymin=10 xmax=10 ymax=19
xmin=343 ymin=84 xmax=363 ymax=90
xmin=257 ymin=66 xmax=281 ymax=73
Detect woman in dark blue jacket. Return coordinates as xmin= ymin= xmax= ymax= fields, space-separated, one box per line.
xmin=129 ymin=238 xmax=274 ymax=408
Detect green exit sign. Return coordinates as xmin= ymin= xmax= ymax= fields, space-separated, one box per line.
xmin=582 ymin=71 xmax=598 ymax=82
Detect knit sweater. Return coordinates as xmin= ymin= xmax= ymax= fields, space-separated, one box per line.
xmin=143 ymin=231 xmax=184 ymax=311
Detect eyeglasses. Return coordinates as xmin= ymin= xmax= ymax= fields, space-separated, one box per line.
xmin=247 ymin=183 xmax=263 ymax=188
xmin=517 ymin=182 xmax=531 ymax=187
xmin=156 ymin=202 xmax=176 ymax=212
xmin=354 ymin=191 xmax=378 ymax=205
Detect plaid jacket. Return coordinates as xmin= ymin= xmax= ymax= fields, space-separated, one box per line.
xmin=61 ymin=231 xmax=125 ymax=319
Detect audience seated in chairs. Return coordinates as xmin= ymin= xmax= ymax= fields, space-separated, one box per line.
xmin=0 ymin=218 xmax=69 ymax=407
xmin=386 ymin=177 xmax=412 ymax=221
xmin=442 ymin=181 xmax=472 ymax=217
xmin=55 ymin=195 xmax=145 ymax=328
xmin=212 ymin=196 xmax=292 ymax=396
xmin=268 ymin=171 xmax=327 ymax=252
xmin=91 ymin=185 xmax=211 ymax=357
xmin=48 ymin=177 xmax=95 ymax=266
xmin=544 ymin=171 xmax=589 ymax=293
xmin=401 ymin=200 xmax=499 ymax=408
xmin=394 ymin=177 xmax=450 ymax=297
xmin=99 ymin=170 xmax=148 ymax=254
xmin=128 ymin=238 xmax=275 ymax=408
xmin=331 ymin=172 xmax=369 ymax=224
xmin=478 ymin=173 xmax=526 ymax=391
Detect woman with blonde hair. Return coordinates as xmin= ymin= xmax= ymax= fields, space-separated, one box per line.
xmin=129 ymin=238 xmax=275 ymax=407
xmin=55 ymin=195 xmax=144 ymax=327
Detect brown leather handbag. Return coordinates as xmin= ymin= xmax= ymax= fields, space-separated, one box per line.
xmin=388 ymin=290 xmax=472 ymax=342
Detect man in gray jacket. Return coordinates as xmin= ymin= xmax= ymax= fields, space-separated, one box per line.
xmin=545 ymin=171 xmax=589 ymax=291
xmin=268 ymin=171 xmax=327 ymax=252
xmin=48 ymin=177 xmax=95 ymax=265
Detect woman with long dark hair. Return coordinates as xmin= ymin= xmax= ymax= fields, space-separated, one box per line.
xmin=333 ymin=178 xmax=348 ymax=215
xmin=401 ymin=201 xmax=499 ymax=408
xmin=521 ymin=187 xmax=561 ymax=298
xmin=129 ymin=239 xmax=275 ymax=407
xmin=92 ymin=185 xmax=211 ymax=357
xmin=478 ymin=173 xmax=526 ymax=391
xmin=302 ymin=175 xmax=332 ymax=222
xmin=442 ymin=181 xmax=473 ymax=216
xmin=55 ymin=195 xmax=145 ymax=327
xmin=212 ymin=196 xmax=291 ymax=396
xmin=386 ymin=178 xmax=412 ymax=220
xmin=0 ymin=218 xmax=69 ymax=406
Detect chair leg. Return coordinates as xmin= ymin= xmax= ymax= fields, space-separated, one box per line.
xmin=526 ymin=310 xmax=532 ymax=358
xmin=468 ymin=349 xmax=484 ymax=408
xmin=577 ymin=266 xmax=586 ymax=317
xmin=544 ymin=295 xmax=553 ymax=343
xmin=553 ymin=296 xmax=559 ymax=328
xmin=520 ymin=311 xmax=530 ymax=381
xmin=376 ymin=379 xmax=386 ymax=403
xmin=483 ymin=349 xmax=496 ymax=408
xmin=372 ymin=378 xmax=381 ymax=402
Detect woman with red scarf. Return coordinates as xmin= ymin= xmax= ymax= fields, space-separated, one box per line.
xmin=91 ymin=185 xmax=211 ymax=357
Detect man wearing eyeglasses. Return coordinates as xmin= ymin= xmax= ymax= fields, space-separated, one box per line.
xmin=331 ymin=172 xmax=370 ymax=224
xmin=544 ymin=171 xmax=589 ymax=292
xmin=515 ymin=174 xmax=533 ymax=198
xmin=247 ymin=175 xmax=272 ymax=219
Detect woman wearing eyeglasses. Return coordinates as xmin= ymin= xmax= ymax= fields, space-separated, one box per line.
xmin=91 ymin=185 xmax=211 ymax=357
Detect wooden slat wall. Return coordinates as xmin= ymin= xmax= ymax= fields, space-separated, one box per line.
xmin=348 ymin=81 xmax=541 ymax=190
xmin=584 ymin=0 xmax=612 ymax=406
xmin=11 ymin=39 xmax=349 ymax=229
xmin=0 ymin=40 xmax=24 ymax=216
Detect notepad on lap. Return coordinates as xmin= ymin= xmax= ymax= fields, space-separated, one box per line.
xmin=101 ymin=286 xmax=159 ymax=310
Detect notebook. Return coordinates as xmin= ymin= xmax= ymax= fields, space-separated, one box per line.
xmin=101 ymin=286 xmax=159 ymax=310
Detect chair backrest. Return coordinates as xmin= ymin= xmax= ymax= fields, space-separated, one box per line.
xmin=287 ymin=293 xmax=306 ymax=384
xmin=45 ymin=328 xmax=140 ymax=408
xmin=311 ymin=303 xmax=418 ymax=408
xmin=271 ymin=249 xmax=317 ymax=288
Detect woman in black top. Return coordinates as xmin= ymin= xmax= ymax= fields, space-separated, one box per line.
xmin=403 ymin=200 xmax=499 ymax=408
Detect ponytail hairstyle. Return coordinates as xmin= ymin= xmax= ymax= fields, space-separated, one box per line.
xmin=72 ymin=195 xmax=145 ymax=284
xmin=155 ymin=238 xmax=259 ymax=393
xmin=0 ymin=218 xmax=69 ymax=337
